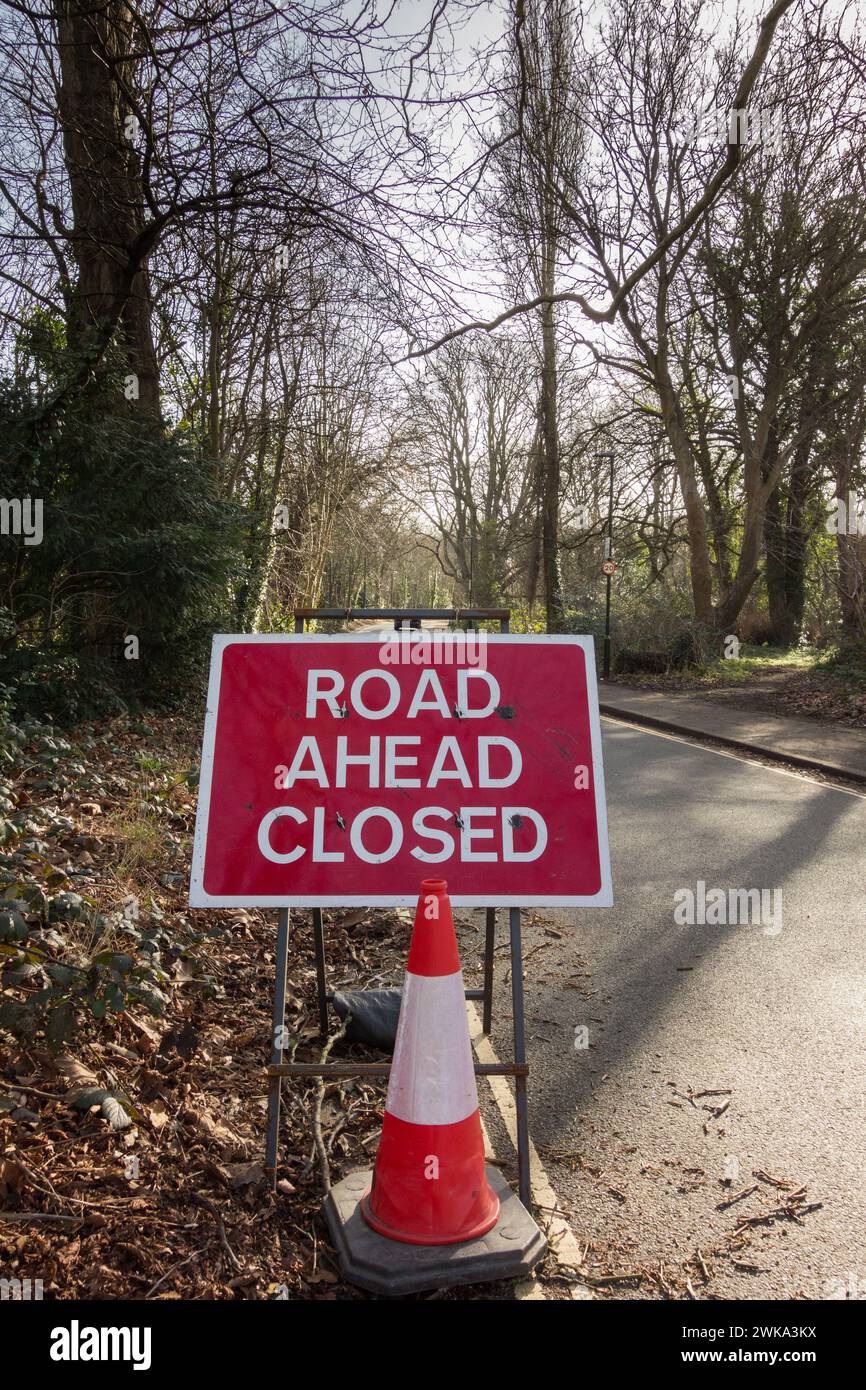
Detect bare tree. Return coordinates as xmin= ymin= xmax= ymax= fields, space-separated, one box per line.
xmin=0 ymin=0 xmax=474 ymax=425
xmin=402 ymin=335 xmax=537 ymax=604
xmin=486 ymin=0 xmax=585 ymax=627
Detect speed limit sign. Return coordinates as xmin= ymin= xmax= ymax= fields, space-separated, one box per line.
xmin=601 ymin=559 xmax=617 ymax=577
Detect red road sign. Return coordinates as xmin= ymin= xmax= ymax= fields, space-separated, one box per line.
xmin=601 ymin=559 xmax=617 ymax=576
xmin=189 ymin=633 xmax=611 ymax=908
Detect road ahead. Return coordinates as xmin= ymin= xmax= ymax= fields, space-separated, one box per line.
xmin=464 ymin=718 xmax=866 ymax=1300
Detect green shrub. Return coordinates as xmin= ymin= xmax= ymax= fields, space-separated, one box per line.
xmin=0 ymin=370 xmax=244 ymax=722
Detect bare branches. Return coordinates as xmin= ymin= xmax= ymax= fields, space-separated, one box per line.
xmin=401 ymin=0 xmax=798 ymax=361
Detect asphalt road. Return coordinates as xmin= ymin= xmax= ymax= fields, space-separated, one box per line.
xmin=462 ymin=718 xmax=866 ymax=1300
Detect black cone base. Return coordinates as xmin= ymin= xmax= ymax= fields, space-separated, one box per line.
xmin=323 ymin=1165 xmax=547 ymax=1296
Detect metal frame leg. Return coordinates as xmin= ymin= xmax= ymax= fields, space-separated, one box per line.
xmin=482 ymin=907 xmax=496 ymax=1034
xmin=266 ymin=908 xmax=291 ymax=1186
xmin=312 ymin=907 xmax=328 ymax=1034
xmin=509 ymin=906 xmax=531 ymax=1210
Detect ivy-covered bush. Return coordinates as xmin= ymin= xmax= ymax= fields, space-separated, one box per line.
xmin=0 ymin=366 xmax=243 ymax=722
xmin=0 ymin=702 xmax=215 ymax=1054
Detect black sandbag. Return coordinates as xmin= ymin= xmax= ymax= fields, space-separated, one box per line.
xmin=332 ymin=988 xmax=403 ymax=1050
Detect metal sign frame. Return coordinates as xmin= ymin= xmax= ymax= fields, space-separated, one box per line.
xmin=262 ymin=608 xmax=534 ymax=1210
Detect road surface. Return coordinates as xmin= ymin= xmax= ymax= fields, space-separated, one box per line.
xmin=462 ymin=718 xmax=866 ymax=1300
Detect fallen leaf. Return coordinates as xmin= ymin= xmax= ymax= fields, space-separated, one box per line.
xmin=195 ymin=1110 xmax=242 ymax=1147
xmin=337 ymin=909 xmax=366 ymax=928
xmin=0 ymin=1159 xmax=26 ymax=1195
xmin=124 ymin=1013 xmax=161 ymax=1053
xmin=101 ymin=1095 xmax=133 ymax=1131
xmin=149 ymin=1100 xmax=169 ymax=1130
xmin=226 ymin=1162 xmax=264 ymax=1189
xmin=159 ymin=1020 xmax=199 ymax=1059
xmin=53 ymin=1054 xmax=98 ymax=1086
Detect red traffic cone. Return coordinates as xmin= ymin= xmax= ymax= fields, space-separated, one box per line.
xmin=361 ymin=878 xmax=500 ymax=1245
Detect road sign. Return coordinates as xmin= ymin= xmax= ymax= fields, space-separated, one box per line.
xmin=189 ymin=633 xmax=611 ymax=908
xmin=601 ymin=559 xmax=617 ymax=576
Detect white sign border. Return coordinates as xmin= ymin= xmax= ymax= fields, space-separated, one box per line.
xmin=189 ymin=633 xmax=612 ymax=909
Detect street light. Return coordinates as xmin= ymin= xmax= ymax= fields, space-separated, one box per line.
xmin=595 ymin=452 xmax=615 ymax=679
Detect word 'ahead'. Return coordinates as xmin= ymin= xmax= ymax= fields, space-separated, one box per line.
xmin=189 ymin=634 xmax=611 ymax=907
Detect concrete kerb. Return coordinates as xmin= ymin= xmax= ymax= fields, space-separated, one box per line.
xmin=598 ymin=700 xmax=866 ymax=786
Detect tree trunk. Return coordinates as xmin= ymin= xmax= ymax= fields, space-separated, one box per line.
xmin=539 ymin=294 xmax=564 ymax=631
xmin=837 ymin=528 xmax=866 ymax=651
xmin=53 ymin=0 xmax=160 ymax=414
xmin=834 ymin=426 xmax=866 ymax=653
xmin=658 ymin=383 xmax=714 ymax=624
xmin=763 ymin=459 xmax=811 ymax=646
xmin=713 ymin=502 xmax=765 ymax=634
xmin=697 ymin=453 xmax=733 ymax=601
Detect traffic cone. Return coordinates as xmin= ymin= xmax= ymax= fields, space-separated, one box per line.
xmin=361 ymin=878 xmax=500 ymax=1245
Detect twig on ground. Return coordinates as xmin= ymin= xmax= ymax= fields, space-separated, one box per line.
xmin=717 ymin=1183 xmax=759 ymax=1210
xmin=0 ymin=1211 xmax=83 ymax=1226
xmin=312 ymin=1011 xmax=353 ymax=1194
xmin=145 ymin=1247 xmax=208 ymax=1298
xmin=194 ymin=1194 xmax=244 ymax=1275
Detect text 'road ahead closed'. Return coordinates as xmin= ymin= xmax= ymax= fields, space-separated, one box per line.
xmin=190 ymin=634 xmax=611 ymax=907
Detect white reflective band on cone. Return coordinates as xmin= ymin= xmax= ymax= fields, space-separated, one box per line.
xmin=386 ymin=970 xmax=478 ymax=1126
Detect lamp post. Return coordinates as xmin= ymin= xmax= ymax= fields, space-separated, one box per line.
xmin=468 ymin=528 xmax=475 ymax=608
xmin=595 ymin=452 xmax=615 ymax=679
